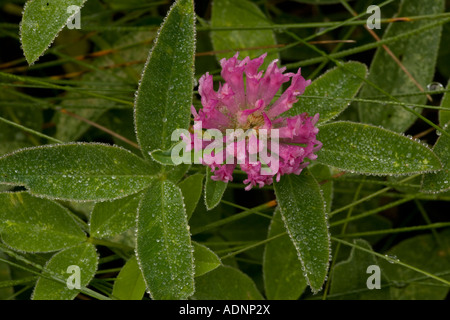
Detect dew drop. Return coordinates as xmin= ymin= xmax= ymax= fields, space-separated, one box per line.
xmin=385 ymin=254 xmax=399 ymax=264
xmin=427 ymin=82 xmax=444 ymax=92
xmin=162 ymin=118 xmax=167 ymax=123
xmin=315 ymin=27 xmax=327 ymax=34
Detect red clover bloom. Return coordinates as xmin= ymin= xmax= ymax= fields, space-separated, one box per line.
xmin=189 ymin=52 xmax=322 ymax=190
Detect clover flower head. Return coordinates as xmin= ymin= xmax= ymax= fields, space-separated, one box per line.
xmin=190 ymin=52 xmax=322 ymax=190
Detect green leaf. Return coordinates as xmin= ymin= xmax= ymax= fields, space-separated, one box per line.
xmin=329 ymin=239 xmax=390 ymax=300
xmin=273 ymin=169 xmax=330 ymax=293
xmin=0 ymin=143 xmax=158 ymax=201
xmin=421 ymin=123 xmax=450 ymax=193
xmin=150 ymin=148 xmax=179 ymax=166
xmin=263 ymin=208 xmax=307 ymax=300
xmin=134 ymin=0 xmax=195 ymax=159
xmin=439 ymin=80 xmax=450 ymax=126
xmin=193 ymin=265 xmax=264 ymax=300
xmin=20 ymin=0 xmax=88 ymax=64
xmin=112 ymin=256 xmax=146 ymax=300
xmin=0 ymin=192 xmax=86 ymax=253
xmin=380 ymin=230 xmax=450 ymax=300
xmin=286 ymin=62 xmax=368 ymax=123
xmin=310 ymin=164 xmax=333 ymax=213
xmin=179 ymin=174 xmax=204 ymax=220
xmin=90 ymin=192 xmax=143 ymax=238
xmin=204 ymin=167 xmax=228 ymax=210
xmin=358 ymin=0 xmax=445 ymax=132
xmin=150 ymin=144 xmax=194 ymax=170
xmin=316 ymin=121 xmax=442 ymax=175
xmin=211 ymin=0 xmax=278 ymax=67
xmin=136 ymin=179 xmax=194 ymax=300
xmin=165 ymin=164 xmax=190 ymax=183
xmin=32 ymin=242 xmax=98 ymax=300
xmin=193 ymin=241 xmax=221 ymax=277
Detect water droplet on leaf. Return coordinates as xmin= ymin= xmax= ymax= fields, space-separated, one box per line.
xmin=385 ymin=254 xmax=399 ymax=264
xmin=427 ymin=82 xmax=444 ymax=91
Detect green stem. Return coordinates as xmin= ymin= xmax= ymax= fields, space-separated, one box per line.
xmin=323 ymin=178 xmax=364 ymax=300
xmin=330 ymin=195 xmax=416 ymax=227
xmin=330 ymin=177 xmax=420 ymax=188
xmin=285 ymin=18 xmax=450 ymax=70
xmin=303 ymin=95 xmax=450 ymax=111
xmin=197 ymin=12 xmax=450 ymax=31
xmin=0 ymin=115 xmax=62 ymax=144
xmin=220 ymin=232 xmax=286 ymax=260
xmin=333 ymin=190 xmax=450 ymax=202
xmin=220 ymin=200 xmax=273 ymax=219
xmin=0 ymin=276 xmax=38 ymax=288
xmin=0 ymin=71 xmax=134 ymax=107
xmin=5 ymin=285 xmax=33 ymax=300
xmin=191 ymin=201 xmax=274 ymax=235
xmin=335 ymin=222 xmax=450 ymax=238
xmin=367 ymin=89 xmax=450 ymax=99
xmin=414 ymin=199 xmax=443 ymax=246
xmin=329 ymin=175 xmax=419 ymax=217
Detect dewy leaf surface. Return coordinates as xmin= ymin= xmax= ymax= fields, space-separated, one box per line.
xmin=330 ymin=239 xmax=390 ymax=300
xmin=317 ymin=121 xmax=442 ymax=175
xmin=263 ymin=208 xmax=308 ymax=300
xmin=0 ymin=192 xmax=86 ymax=253
xmin=211 ymin=0 xmax=278 ymax=67
xmin=136 ymin=179 xmax=194 ymax=300
xmin=20 ymin=0 xmax=88 ymax=64
xmin=193 ymin=265 xmax=264 ymax=300
xmin=112 ymin=256 xmax=147 ymax=300
xmin=379 ymin=230 xmax=450 ymax=300
xmin=286 ymin=61 xmax=367 ymax=123
xmin=358 ymin=0 xmax=445 ymax=132
xmin=90 ymin=192 xmax=143 ymax=238
xmin=192 ymin=241 xmax=221 ymax=278
xmin=178 ymin=173 xmax=204 ymax=219
xmin=0 ymin=143 xmax=158 ymax=202
xmin=32 ymin=242 xmax=98 ymax=300
xmin=273 ymin=169 xmax=330 ymax=293
xmin=421 ymin=122 xmax=450 ymax=193
xmin=204 ymin=167 xmax=227 ymax=210
xmin=134 ymin=0 xmax=196 ymax=160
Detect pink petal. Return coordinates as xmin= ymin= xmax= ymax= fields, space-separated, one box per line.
xmin=267 ymin=69 xmax=311 ymax=118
